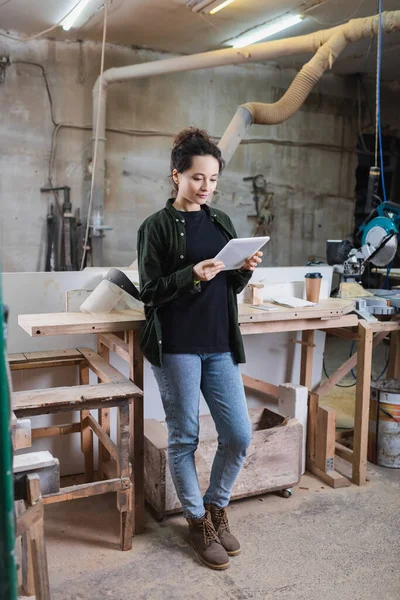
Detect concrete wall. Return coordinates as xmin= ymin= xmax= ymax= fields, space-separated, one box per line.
xmin=0 ymin=35 xmax=359 ymax=272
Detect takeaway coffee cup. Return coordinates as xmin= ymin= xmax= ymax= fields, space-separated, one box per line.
xmin=305 ymin=272 xmax=322 ymax=303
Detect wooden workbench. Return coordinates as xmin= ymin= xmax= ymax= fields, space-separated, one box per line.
xmin=18 ymin=298 xmax=364 ymax=490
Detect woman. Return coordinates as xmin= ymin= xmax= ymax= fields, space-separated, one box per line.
xmin=137 ymin=127 xmax=262 ymax=570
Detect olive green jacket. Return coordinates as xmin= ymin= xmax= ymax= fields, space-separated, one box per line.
xmin=137 ymin=199 xmax=252 ymax=367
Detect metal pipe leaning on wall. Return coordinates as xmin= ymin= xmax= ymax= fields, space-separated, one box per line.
xmin=91 ymin=11 xmax=400 ymax=264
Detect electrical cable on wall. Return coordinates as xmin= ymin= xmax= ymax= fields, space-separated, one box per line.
xmin=376 ymin=0 xmax=387 ymax=203
xmin=80 ymin=0 xmax=109 ymax=270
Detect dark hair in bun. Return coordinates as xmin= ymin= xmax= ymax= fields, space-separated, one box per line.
xmin=170 ymin=127 xmax=225 ymax=189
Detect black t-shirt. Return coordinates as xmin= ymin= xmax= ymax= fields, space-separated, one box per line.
xmin=159 ymin=207 xmax=231 ymax=354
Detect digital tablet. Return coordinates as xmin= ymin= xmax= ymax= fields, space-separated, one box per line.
xmin=214 ymin=236 xmax=270 ymax=271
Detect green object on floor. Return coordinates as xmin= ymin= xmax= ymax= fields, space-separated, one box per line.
xmin=0 ymin=276 xmax=18 ymax=600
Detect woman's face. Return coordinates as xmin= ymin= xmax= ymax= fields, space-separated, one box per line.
xmin=173 ymin=154 xmax=220 ymax=207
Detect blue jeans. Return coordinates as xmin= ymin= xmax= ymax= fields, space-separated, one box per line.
xmin=151 ymin=352 xmax=252 ymax=519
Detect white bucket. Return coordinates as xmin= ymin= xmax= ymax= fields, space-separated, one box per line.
xmin=368 ymin=379 xmax=400 ymax=468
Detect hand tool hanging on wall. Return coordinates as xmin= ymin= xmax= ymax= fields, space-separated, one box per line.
xmin=243 ymin=174 xmax=274 ymax=237
xmin=41 ymin=186 xmax=80 ymax=271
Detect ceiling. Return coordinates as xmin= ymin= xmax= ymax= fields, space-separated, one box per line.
xmin=1 ymin=0 xmax=400 ymax=79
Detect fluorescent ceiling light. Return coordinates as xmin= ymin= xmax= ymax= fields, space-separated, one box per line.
xmin=230 ymin=14 xmax=303 ymax=48
xmin=61 ymin=0 xmax=94 ymax=31
xmin=210 ymin=0 xmax=237 ymax=14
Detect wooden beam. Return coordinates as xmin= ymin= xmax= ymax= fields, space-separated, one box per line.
xmin=42 ymin=479 xmax=124 ymax=504
xmin=98 ymin=333 xmax=130 ymax=362
xmin=239 ymin=314 xmax=358 ymax=335
xmin=353 ymin=320 xmax=373 ymax=485
xmin=370 ymin=320 xmax=400 ymax=332
xmin=335 ymin=442 xmax=354 ymax=464
xmin=242 ymin=374 xmax=279 ymax=398
xmin=322 ymin=327 xmax=358 ymax=340
xmin=315 ymin=406 xmax=336 ymax=473
xmin=78 ymin=347 xmax=127 ymax=384
xmin=16 ymin=503 xmax=43 ymax=538
xmin=306 ymin=393 xmax=319 ymax=464
xmin=307 ymin=461 xmax=351 ymax=488
xmin=300 ymin=331 xmax=315 ymax=390
xmin=314 ymin=330 xmax=387 ymax=399
xmin=32 ymin=423 xmax=81 ymax=439
xmin=97 ymin=338 xmax=112 ymax=467
xmin=130 ymin=329 xmax=145 ymax=535
xmin=80 ymin=365 xmax=94 ymax=483
xmin=87 ymin=414 xmax=118 ymax=463
xmin=13 ymin=381 xmax=142 ymax=417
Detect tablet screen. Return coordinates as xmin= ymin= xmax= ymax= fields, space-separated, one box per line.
xmin=214 ymin=237 xmax=270 ymax=271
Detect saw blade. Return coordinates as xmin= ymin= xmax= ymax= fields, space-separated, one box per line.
xmin=365 ymin=226 xmax=398 ymax=267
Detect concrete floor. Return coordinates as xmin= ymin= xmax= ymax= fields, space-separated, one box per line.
xmin=39 ymin=462 xmax=400 ymax=600
xmin=26 ymin=336 xmax=399 ymax=600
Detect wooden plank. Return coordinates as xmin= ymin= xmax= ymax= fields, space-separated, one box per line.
xmin=23 ymin=349 xmax=83 ymax=362
xmin=97 ymin=339 xmax=112 ymax=466
xmin=239 ymin=314 xmax=358 ymax=336
xmin=13 ymin=418 xmax=32 ymax=449
xmin=306 ymin=393 xmax=318 ymax=463
xmin=242 ymin=374 xmax=279 ymax=398
xmin=8 ymin=353 xmax=27 ymax=364
xmin=80 ymin=365 xmax=94 ymax=483
xmin=26 ymin=474 xmax=51 ymax=600
xmin=387 ymin=330 xmax=400 ymax=378
xmin=87 ymin=413 xmax=118 ymax=463
xmin=18 ymin=310 xmax=144 ymax=337
xmin=32 ymin=423 xmax=81 ymax=439
xmin=117 ymin=403 xmax=133 ymax=551
xmin=335 ymin=442 xmax=354 ymax=463
xmin=16 ymin=503 xmax=43 ymax=538
xmin=78 ymin=347 xmax=127 ymax=384
xmin=11 ymin=357 xmax=86 ymax=371
xmin=27 ymin=473 xmax=41 ymax=505
xmin=353 ymin=320 xmax=373 ymax=486
xmin=238 ymin=298 xmax=355 ymax=323
xmin=300 ymin=330 xmax=315 ymax=390
xmin=42 ymin=479 xmax=123 ymax=504
xmin=315 ymin=406 xmax=336 ymax=473
xmin=130 ymin=329 xmax=145 ymax=535
xmin=314 ymin=330 xmax=387 ymax=398
xmin=307 ymin=461 xmax=351 ymax=488
xmin=98 ymin=333 xmax=130 ymax=362
xmin=322 ymin=327 xmax=359 ymax=340
xmin=13 ymin=381 xmax=142 ymax=417
xmin=370 ymin=320 xmax=400 ymax=332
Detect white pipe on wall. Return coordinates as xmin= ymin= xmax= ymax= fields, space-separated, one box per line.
xmin=91 ymin=11 xmax=400 ymax=263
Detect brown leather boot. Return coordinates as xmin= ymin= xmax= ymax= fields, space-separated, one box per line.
xmin=187 ymin=511 xmax=230 ymax=570
xmin=204 ymin=504 xmax=241 ymax=556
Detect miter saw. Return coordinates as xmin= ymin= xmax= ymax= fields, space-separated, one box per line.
xmin=342 ymin=200 xmax=400 ymax=280
xmin=327 ymin=167 xmax=400 ymax=282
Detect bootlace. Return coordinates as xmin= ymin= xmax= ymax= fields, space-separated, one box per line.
xmin=203 ymin=515 xmax=220 ymax=548
xmin=212 ymin=507 xmax=230 ymax=534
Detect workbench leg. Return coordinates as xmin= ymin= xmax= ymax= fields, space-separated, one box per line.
xmin=97 ymin=338 xmax=111 ymax=473
xmin=79 ymin=366 xmax=94 ymax=483
xmin=129 ymin=330 xmax=145 ymax=535
xmin=387 ymin=330 xmax=400 ymax=378
xmin=117 ymin=402 xmax=133 ymax=551
xmin=353 ymin=321 xmax=373 ymax=485
xmin=300 ymin=330 xmax=315 ymax=390
xmin=27 ymin=474 xmax=51 ymax=600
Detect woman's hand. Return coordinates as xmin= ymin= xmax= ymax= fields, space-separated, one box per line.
xmin=241 ymin=251 xmax=263 ymax=271
xmin=193 ymin=259 xmax=225 ymax=282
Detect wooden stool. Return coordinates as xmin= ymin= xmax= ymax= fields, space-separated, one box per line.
xmin=13 ymin=371 xmax=142 ymax=551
